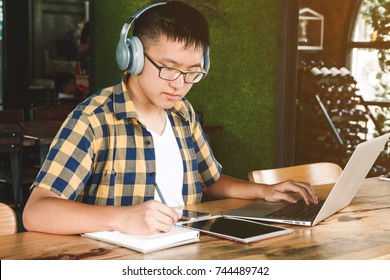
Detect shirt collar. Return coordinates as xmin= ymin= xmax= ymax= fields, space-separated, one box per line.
xmin=112 ymin=73 xmax=190 ymax=122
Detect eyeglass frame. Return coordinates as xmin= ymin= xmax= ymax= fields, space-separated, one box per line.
xmin=143 ymin=52 xmax=206 ymax=84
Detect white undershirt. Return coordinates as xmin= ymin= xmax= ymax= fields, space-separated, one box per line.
xmin=148 ymin=113 xmax=184 ymax=207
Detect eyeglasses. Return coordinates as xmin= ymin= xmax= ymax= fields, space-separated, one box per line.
xmin=144 ymin=52 xmax=205 ymax=84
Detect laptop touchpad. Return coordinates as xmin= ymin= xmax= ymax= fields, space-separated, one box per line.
xmin=226 ymin=200 xmax=288 ymax=216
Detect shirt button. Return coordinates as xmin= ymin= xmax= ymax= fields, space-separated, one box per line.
xmin=145 ymin=140 xmax=151 ymax=145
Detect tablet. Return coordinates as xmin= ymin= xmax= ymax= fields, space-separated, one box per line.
xmin=177 ymin=216 xmax=293 ymax=243
xmin=180 ymin=210 xmax=211 ymax=221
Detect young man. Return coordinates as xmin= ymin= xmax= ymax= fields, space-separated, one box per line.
xmin=23 ymin=1 xmax=317 ymax=236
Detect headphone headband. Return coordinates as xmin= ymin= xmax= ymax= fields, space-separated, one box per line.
xmin=118 ymin=2 xmax=168 ymax=53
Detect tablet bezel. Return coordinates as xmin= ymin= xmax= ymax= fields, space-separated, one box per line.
xmin=177 ymin=215 xmax=294 ymax=243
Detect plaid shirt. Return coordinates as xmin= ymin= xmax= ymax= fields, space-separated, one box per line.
xmin=34 ymin=74 xmax=222 ymax=205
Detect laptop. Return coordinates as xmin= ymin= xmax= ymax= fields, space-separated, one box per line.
xmin=225 ymin=133 xmax=390 ymax=226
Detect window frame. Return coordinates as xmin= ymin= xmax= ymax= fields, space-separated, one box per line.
xmin=347 ymin=0 xmax=390 ymax=101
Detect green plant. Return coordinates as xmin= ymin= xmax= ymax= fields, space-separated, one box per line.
xmin=361 ymin=0 xmax=390 ymax=73
xmin=361 ymin=0 xmax=390 ymax=133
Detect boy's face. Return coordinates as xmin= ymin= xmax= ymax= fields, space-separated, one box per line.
xmin=135 ymin=36 xmax=204 ymax=110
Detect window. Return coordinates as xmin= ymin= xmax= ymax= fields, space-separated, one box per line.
xmin=350 ymin=0 xmax=390 ymax=101
xmin=349 ymin=0 xmax=390 ymax=133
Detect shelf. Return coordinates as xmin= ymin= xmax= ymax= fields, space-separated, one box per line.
xmin=295 ymin=62 xmax=389 ymax=176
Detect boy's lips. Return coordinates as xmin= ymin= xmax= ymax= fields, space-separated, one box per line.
xmin=163 ymin=92 xmax=181 ymax=101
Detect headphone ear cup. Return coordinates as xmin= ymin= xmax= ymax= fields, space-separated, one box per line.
xmin=117 ymin=2 xmax=167 ymax=72
xmin=127 ymin=36 xmax=145 ymax=75
xmin=202 ymin=47 xmax=210 ymax=78
xmin=116 ymin=38 xmax=131 ymax=71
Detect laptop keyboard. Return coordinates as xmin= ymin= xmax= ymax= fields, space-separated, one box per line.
xmin=265 ymin=200 xmax=325 ymax=221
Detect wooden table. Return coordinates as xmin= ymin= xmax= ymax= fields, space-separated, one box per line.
xmin=23 ymin=120 xmax=62 ymax=165
xmin=1 ymin=177 xmax=389 ymax=260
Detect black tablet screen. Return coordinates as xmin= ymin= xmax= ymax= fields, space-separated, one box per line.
xmin=183 ymin=217 xmax=285 ymax=239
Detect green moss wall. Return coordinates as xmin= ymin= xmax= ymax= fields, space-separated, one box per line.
xmin=92 ymin=0 xmax=280 ymax=179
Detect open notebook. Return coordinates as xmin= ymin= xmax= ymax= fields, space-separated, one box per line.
xmin=82 ymin=226 xmax=199 ymax=254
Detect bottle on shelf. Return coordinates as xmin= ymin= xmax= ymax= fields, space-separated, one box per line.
xmin=348 ymin=108 xmax=367 ymax=121
xmin=330 ymin=67 xmax=342 ymax=77
xmin=326 ymin=85 xmax=336 ymax=93
xmin=296 ymin=59 xmax=387 ymax=169
xmin=320 ymin=67 xmax=332 ymax=77
xmin=347 ymin=84 xmax=357 ymax=93
xmin=310 ymin=67 xmax=323 ymax=77
xmin=299 ymin=60 xmax=308 ymax=70
xmin=339 ymin=67 xmax=356 ymax=83
xmin=339 ymin=67 xmax=352 ymax=77
xmin=336 ymin=122 xmax=368 ymax=135
xmin=306 ymin=60 xmax=332 ymax=78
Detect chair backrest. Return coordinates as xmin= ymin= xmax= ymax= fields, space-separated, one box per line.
xmin=248 ymin=162 xmax=343 ymax=186
xmin=0 ymin=203 xmax=18 ymax=235
xmin=0 ymin=109 xmax=25 ymax=154
xmin=0 ymin=122 xmax=24 ymax=206
xmin=0 ymin=122 xmax=24 ymax=153
xmin=0 ymin=109 xmax=24 ymax=123
xmin=33 ymin=104 xmax=74 ymax=121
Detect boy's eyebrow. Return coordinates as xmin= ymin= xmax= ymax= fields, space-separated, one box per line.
xmin=161 ymin=57 xmax=202 ymax=68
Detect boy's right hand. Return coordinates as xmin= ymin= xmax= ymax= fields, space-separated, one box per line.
xmin=115 ymin=200 xmax=181 ymax=235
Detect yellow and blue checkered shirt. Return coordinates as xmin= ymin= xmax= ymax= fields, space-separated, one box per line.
xmin=33 ymin=74 xmax=222 ymax=205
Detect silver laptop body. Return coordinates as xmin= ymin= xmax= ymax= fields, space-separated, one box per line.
xmin=225 ymin=133 xmax=390 ymax=226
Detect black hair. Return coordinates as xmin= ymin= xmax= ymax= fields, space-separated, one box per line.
xmin=133 ymin=1 xmax=210 ymax=51
xmin=54 ymin=72 xmax=76 ymax=93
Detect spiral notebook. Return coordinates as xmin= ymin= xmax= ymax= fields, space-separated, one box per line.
xmin=82 ymin=226 xmax=199 ymax=254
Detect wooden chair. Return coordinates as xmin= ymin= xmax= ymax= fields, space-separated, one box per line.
xmin=248 ymin=162 xmax=342 ymax=186
xmin=0 ymin=121 xmax=24 ymax=206
xmin=0 ymin=202 xmax=18 ymax=235
xmin=0 ymin=109 xmax=24 ymax=123
xmin=33 ymin=104 xmax=75 ymax=121
xmin=0 ymin=110 xmax=40 ymax=206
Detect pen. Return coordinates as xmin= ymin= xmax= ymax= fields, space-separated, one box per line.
xmin=154 ymin=183 xmax=167 ymax=204
xmin=379 ymin=174 xmax=390 ymax=181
